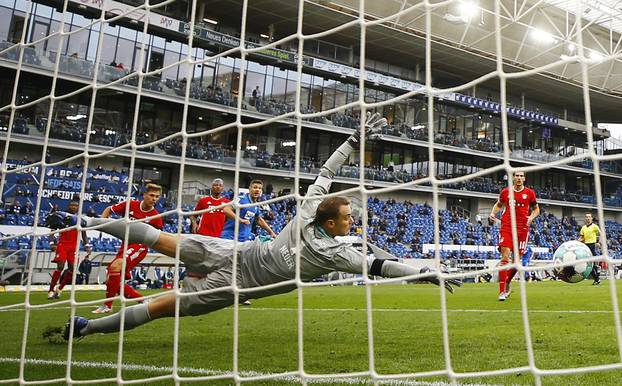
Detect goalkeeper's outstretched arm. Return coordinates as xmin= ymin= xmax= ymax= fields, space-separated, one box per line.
xmin=301 ymin=113 xmax=387 ymax=219
xmin=310 ymin=112 xmax=387 ymax=196
xmin=336 ymin=246 xmax=461 ymax=293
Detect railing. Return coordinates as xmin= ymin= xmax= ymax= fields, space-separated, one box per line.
xmin=168 ymin=180 xmax=212 ymax=206
xmin=0 ymin=249 xmax=53 ymax=284
xmin=449 ymin=206 xmax=471 ymax=220
xmin=603 ymin=136 xmax=622 ymax=152
xmin=0 ymin=248 xmax=27 ymax=282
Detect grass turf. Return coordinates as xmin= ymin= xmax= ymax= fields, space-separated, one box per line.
xmin=1 ymin=280 xmax=621 ymax=385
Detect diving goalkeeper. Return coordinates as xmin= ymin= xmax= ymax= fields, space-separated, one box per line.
xmin=60 ymin=113 xmax=460 ymax=340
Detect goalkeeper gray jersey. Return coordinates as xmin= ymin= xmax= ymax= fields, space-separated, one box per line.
xmin=239 ymin=184 xmax=368 ymax=291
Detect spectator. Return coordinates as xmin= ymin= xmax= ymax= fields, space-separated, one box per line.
xmin=79 ymin=254 xmax=93 ymax=285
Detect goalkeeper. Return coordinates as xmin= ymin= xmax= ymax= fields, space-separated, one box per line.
xmin=61 ymin=113 xmax=460 ymax=340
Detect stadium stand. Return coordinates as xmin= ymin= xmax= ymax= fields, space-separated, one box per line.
xmin=4 ymin=158 xmax=619 ymax=260
xmin=3 ymin=39 xmax=620 ymax=179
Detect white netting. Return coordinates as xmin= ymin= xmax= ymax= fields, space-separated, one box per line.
xmin=1 ymin=0 xmax=621 ymax=384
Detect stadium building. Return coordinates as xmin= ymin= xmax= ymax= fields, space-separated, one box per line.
xmin=1 ymin=0 xmax=622 ymax=279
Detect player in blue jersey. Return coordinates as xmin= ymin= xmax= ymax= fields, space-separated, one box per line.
xmin=220 ymin=179 xmax=276 ymax=241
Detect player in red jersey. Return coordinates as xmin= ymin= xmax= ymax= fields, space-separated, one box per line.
xmin=489 ymin=170 xmax=539 ymax=301
xmin=46 ymin=201 xmax=91 ymax=299
xmin=190 ymin=178 xmax=231 ymax=237
xmin=92 ymin=184 xmax=164 ymax=313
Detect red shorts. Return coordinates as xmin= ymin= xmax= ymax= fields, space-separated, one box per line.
xmin=111 ymin=244 xmax=149 ymax=278
xmin=52 ymin=246 xmax=77 ymax=266
xmin=498 ymin=228 xmax=529 ymax=255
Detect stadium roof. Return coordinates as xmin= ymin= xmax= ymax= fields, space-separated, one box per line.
xmin=545 ymin=0 xmax=622 ymax=36
xmin=206 ymin=0 xmax=622 ymax=121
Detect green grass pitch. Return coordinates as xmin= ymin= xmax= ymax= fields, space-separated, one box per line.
xmin=1 ymin=281 xmax=622 ymax=385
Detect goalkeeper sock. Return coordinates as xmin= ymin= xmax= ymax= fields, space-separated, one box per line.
xmin=81 ymin=303 xmax=152 ymax=335
xmin=105 ymin=272 xmax=121 ymax=309
xmin=49 ymin=270 xmax=61 ymax=292
xmin=83 ymin=217 xmax=161 ymax=247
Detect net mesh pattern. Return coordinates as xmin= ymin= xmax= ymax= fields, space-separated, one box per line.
xmin=0 ymin=0 xmax=620 ymax=384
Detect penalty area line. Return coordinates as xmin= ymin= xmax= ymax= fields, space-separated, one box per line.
xmin=0 ymin=357 xmax=497 ymax=386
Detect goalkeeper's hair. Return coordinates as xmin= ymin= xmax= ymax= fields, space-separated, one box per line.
xmin=313 ymin=196 xmax=350 ymax=226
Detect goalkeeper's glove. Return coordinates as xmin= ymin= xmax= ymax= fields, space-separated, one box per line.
xmin=419 ymin=265 xmax=462 ymax=294
xmin=347 ymin=112 xmax=387 ymax=146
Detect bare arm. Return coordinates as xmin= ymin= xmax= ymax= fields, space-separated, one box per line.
xmin=101 ymin=206 xmax=113 ymax=218
xmin=257 ymin=216 xmax=276 ymax=238
xmin=527 ymin=203 xmax=540 ymax=226
xmin=189 ymin=215 xmax=199 ymax=233
xmin=489 ymin=201 xmax=503 ymax=224
xmin=223 ymin=205 xmax=250 ymax=225
xmin=47 ymin=233 xmax=57 ymax=252
xmin=81 ymin=230 xmax=91 ymax=252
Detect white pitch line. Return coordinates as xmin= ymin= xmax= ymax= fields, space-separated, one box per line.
xmin=0 ymin=357 xmax=499 ymax=386
xmin=246 ymin=307 xmax=615 ymax=314
xmin=0 ymin=306 xmax=617 ymax=314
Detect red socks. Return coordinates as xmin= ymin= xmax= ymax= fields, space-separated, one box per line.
xmin=123 ymin=284 xmax=143 ymax=300
xmin=104 ymin=272 xmax=121 ymax=309
xmin=49 ymin=270 xmax=62 ymax=292
xmin=58 ymin=270 xmax=73 ymax=290
xmin=499 ymin=261 xmax=509 ymax=294
xmin=104 ymin=272 xmax=143 ymax=308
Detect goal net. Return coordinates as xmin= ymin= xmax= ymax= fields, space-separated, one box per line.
xmin=0 ymin=0 xmax=621 ymax=384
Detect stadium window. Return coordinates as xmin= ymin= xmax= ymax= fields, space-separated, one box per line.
xmin=129 ymin=44 xmax=146 ymax=72
xmin=285 ymin=78 xmax=298 ymax=105
xmin=149 ymin=50 xmax=164 ymax=76
xmin=8 ymin=13 xmax=25 ymax=43
xmin=321 ymin=81 xmax=336 ymax=111
xmin=304 ymin=39 xmax=318 ymax=55
xmin=439 ymin=115 xmax=448 ymax=132
xmin=0 ymin=8 xmax=12 ymax=42
xmin=334 ymin=86 xmax=346 ymax=109
xmin=230 ymin=72 xmax=241 ymax=97
xmin=30 ymin=20 xmax=49 ymax=51
xmin=272 ymin=69 xmax=287 ymax=102
xmin=310 ymin=76 xmax=323 ymax=111
xmin=100 ymin=34 xmax=117 ymax=66
xmin=66 ymin=25 xmax=90 ymax=60
xmin=336 ymin=46 xmax=351 ymax=63
xmin=216 ymin=61 xmax=234 ymax=94
xmin=162 ymin=49 xmax=181 ymax=81
xmin=318 ymin=41 xmax=335 ymax=59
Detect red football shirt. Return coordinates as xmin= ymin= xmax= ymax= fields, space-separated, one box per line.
xmin=58 ymin=228 xmax=79 ymax=250
xmin=498 ymin=187 xmax=537 ymax=232
xmin=194 ymin=196 xmax=230 ymax=237
xmin=110 ymin=200 xmax=164 ymax=229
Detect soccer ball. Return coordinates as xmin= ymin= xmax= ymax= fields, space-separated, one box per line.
xmin=552 ymin=240 xmax=593 ymax=283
